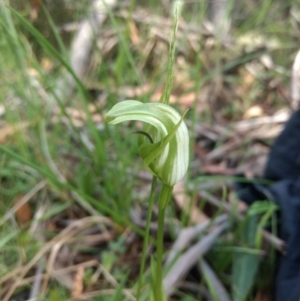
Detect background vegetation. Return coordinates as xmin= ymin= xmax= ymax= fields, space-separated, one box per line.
xmin=0 ymin=0 xmax=299 ymax=300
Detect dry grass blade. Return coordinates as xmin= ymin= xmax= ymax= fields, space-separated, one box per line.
xmin=97 ymin=264 xmax=136 ymax=301
xmin=65 ymin=289 xmax=135 ymax=301
xmin=246 ymin=124 xmax=284 ymax=139
xmin=29 ymin=203 xmax=48 ymax=299
xmin=15 ymin=260 xmax=99 ymax=288
xmin=199 ymin=190 xmax=232 ymax=213
xmin=47 ymin=245 xmax=74 ymax=291
xmin=205 ymin=138 xmax=242 ymax=161
xmin=166 ymin=214 xmax=228 ymax=266
xmin=28 ymin=265 xmax=44 ymax=300
xmin=198 ymin=260 xmax=231 ymax=301
xmin=130 ymin=207 xmax=181 ymax=234
xmin=67 ymin=232 xmax=113 ymax=245
xmin=208 ymin=0 xmax=231 ymax=42
xmin=178 ymin=281 xmax=211 ymax=299
xmin=1 ymin=216 xmax=113 ymax=301
xmin=163 ymin=222 xmax=228 ymax=296
xmin=232 ymin=109 xmax=290 ymax=131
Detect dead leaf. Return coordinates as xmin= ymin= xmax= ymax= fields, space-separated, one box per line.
xmin=27 ymin=68 xmax=39 ymax=77
xmin=243 ymin=105 xmax=264 ymax=119
xmin=194 ymin=143 xmax=208 ymax=158
xmin=71 ymin=265 xmax=84 ymax=298
xmin=14 ymin=195 xmax=32 ymax=226
xmin=41 ymin=58 xmax=54 ymax=72
xmin=0 ymin=122 xmax=28 ymax=143
xmin=30 ymin=0 xmax=40 ymax=20
xmin=177 ymin=92 xmax=197 ymax=107
xmin=129 ymin=21 xmax=140 ymax=45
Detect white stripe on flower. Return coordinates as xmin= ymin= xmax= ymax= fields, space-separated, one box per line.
xmin=105 ymin=100 xmax=189 ymax=186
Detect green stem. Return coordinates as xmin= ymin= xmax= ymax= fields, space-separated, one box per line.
xmin=155 ymin=184 xmax=173 ymax=301
xmin=136 ymin=177 xmax=157 ymax=300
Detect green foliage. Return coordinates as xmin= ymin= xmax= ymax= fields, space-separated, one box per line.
xmin=47 ymin=285 xmax=69 ymax=301
xmin=231 ymin=200 xmax=277 ymax=301
xmin=232 ymin=216 xmax=260 ymax=301
xmin=101 ymin=237 xmax=127 ymax=273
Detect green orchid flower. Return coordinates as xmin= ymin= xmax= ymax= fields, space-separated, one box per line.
xmin=105 ymin=100 xmax=189 ymax=186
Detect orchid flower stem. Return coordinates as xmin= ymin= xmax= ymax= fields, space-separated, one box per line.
xmin=136 ymin=176 xmax=157 ymax=301
xmin=156 ymin=184 xmax=173 ymax=301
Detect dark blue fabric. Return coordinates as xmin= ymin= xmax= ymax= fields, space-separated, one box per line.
xmin=264 ymin=109 xmax=300 ymax=181
xmin=234 ymin=109 xmax=300 ymax=301
xmin=270 ymin=179 xmax=300 ymax=301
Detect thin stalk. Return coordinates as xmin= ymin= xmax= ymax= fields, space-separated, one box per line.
xmin=136 ymin=176 xmax=157 ymax=300
xmin=155 ymin=184 xmax=173 ymax=301
xmin=161 ymin=6 xmax=178 ymax=105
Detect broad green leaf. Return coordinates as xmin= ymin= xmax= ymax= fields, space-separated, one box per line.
xmin=232 ymin=216 xmax=260 ymax=301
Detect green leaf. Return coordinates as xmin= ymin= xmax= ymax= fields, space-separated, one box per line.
xmin=39 ymin=202 xmax=73 ymax=221
xmin=232 ymin=252 xmax=260 ymax=301
xmin=232 ymin=216 xmax=260 ymax=301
